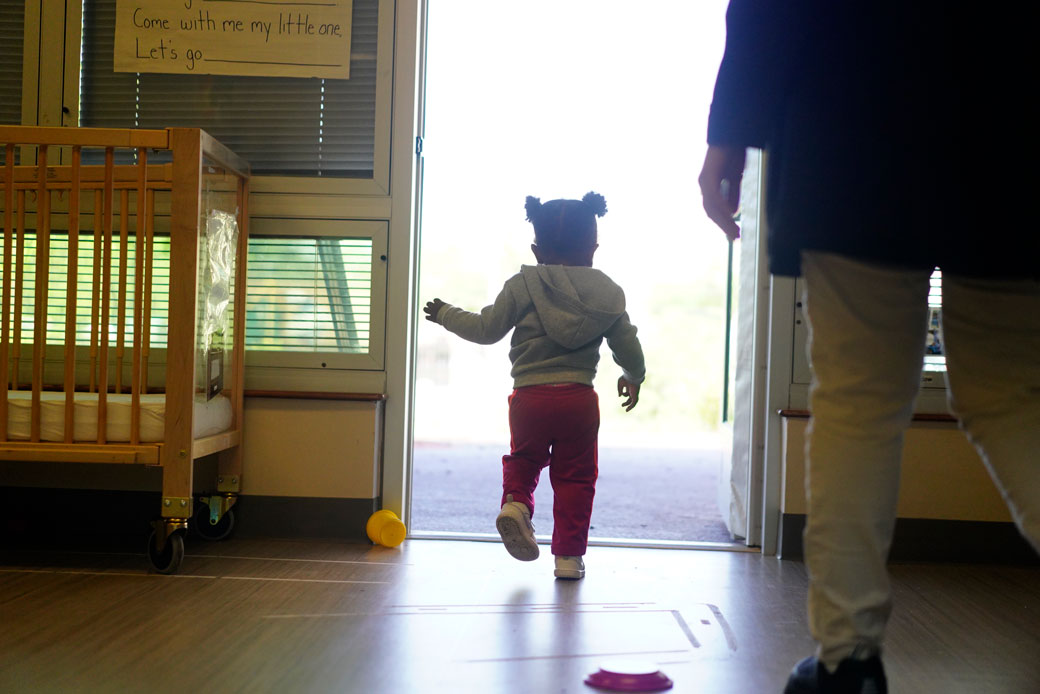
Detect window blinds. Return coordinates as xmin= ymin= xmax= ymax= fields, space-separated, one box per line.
xmin=0 ymin=0 xmax=25 ymax=126
xmin=247 ymin=237 xmax=373 ymax=354
xmin=79 ymin=0 xmax=379 ymax=177
xmin=0 ymin=233 xmax=374 ymax=355
xmin=0 ymin=231 xmax=172 ymax=347
xmin=925 ymin=268 xmax=945 ymax=372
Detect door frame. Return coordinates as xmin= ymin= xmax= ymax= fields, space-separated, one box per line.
xmin=381 ymin=0 xmax=427 ymax=524
xmin=382 ymin=2 xmax=792 ymax=551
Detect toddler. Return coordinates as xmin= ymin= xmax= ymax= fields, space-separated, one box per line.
xmin=423 ymin=192 xmax=645 ymax=579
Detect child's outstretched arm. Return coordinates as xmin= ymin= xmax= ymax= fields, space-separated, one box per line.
xmin=423 ymin=299 xmax=446 ymax=322
xmin=423 ymin=279 xmax=523 ymax=345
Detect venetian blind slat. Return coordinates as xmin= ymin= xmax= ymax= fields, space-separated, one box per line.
xmin=0 ymin=0 xmax=25 ymax=126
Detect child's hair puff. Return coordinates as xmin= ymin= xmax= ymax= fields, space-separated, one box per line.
xmin=525 ymin=191 xmax=607 ymax=257
xmin=581 ymin=191 xmax=607 ymax=217
xmin=525 ymin=195 xmax=543 ymax=223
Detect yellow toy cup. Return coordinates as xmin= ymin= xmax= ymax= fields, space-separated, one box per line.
xmin=366 ymin=509 xmax=407 ymax=547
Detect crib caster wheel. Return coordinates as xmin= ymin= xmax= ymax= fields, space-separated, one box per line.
xmin=148 ymin=529 xmax=185 ymax=574
xmin=194 ymin=501 xmax=236 ymax=542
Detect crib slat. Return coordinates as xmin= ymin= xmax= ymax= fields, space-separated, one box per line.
xmin=131 ymin=148 xmax=147 ymax=444
xmin=1 ymin=144 xmax=12 ymax=440
xmin=97 ymin=148 xmax=114 ymax=444
xmin=30 ymin=147 xmax=51 ymax=442
xmin=12 ymin=190 xmax=25 ymax=391
xmin=116 ymin=189 xmax=130 ymax=395
xmin=63 ymin=146 xmax=82 ymax=443
xmin=90 ymin=190 xmax=102 ymax=393
xmin=141 ymin=189 xmax=155 ymax=394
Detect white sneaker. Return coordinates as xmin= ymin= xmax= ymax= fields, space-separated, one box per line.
xmin=554 ymin=555 xmax=585 ymax=579
xmin=496 ymin=494 xmax=539 ymax=561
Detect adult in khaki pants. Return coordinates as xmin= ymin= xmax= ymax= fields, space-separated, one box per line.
xmin=698 ymin=2 xmax=1040 ymax=692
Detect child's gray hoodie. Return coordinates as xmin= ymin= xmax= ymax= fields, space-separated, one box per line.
xmin=435 ymin=265 xmax=645 ymax=388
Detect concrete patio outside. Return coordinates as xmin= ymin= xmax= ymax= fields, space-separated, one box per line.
xmin=411 ymin=441 xmax=735 ymax=544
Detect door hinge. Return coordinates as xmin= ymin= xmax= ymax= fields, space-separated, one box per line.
xmin=415 ymin=136 xmax=423 ymax=155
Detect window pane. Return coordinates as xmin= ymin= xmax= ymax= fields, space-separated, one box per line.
xmin=0 ymin=230 xmax=171 ymax=347
xmin=246 ymin=237 xmax=373 ymax=353
xmin=1 ymin=232 xmax=374 ymax=356
xmin=924 ymin=268 xmax=945 ymax=372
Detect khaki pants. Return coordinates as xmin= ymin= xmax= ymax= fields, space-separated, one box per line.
xmin=800 ymin=251 xmax=1040 ymax=669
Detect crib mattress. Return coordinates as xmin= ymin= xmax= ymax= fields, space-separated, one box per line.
xmin=4 ymin=390 xmax=232 ymax=443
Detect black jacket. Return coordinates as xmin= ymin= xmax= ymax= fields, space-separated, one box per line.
xmin=708 ymin=0 xmax=1037 ymax=278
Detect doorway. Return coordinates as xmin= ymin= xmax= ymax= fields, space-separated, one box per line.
xmin=412 ymin=0 xmax=740 ymax=545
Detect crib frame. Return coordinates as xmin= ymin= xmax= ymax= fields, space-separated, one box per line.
xmin=0 ymin=126 xmax=250 ymax=572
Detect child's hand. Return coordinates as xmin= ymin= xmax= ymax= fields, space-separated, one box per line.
xmin=423 ymin=299 xmax=446 ymax=323
xmin=618 ymin=377 xmax=640 ymax=412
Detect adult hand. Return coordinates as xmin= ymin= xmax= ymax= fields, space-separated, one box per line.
xmin=618 ymin=377 xmax=640 ymax=412
xmin=698 ymin=145 xmax=746 ymax=241
xmin=423 ymin=299 xmax=446 ymax=323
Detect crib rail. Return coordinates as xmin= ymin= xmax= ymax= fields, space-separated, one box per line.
xmin=0 ymin=126 xmax=249 ymax=456
xmin=1 ymin=133 xmax=163 ymax=446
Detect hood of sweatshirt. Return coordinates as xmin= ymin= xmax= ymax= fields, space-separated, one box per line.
xmin=521 ymin=264 xmax=627 ymax=349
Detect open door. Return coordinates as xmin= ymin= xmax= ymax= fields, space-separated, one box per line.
xmin=412 ymin=0 xmax=750 ymax=547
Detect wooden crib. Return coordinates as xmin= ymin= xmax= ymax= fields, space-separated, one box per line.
xmin=0 ymin=126 xmax=249 ymax=573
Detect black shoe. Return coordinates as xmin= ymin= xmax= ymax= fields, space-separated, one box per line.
xmin=783 ymin=655 xmax=887 ymax=694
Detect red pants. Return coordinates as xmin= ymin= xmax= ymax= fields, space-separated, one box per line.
xmin=501 ymin=383 xmax=599 ymax=556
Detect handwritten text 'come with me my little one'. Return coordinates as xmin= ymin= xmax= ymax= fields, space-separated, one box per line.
xmin=114 ymin=0 xmax=354 ymax=79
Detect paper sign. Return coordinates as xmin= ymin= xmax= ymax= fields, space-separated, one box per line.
xmin=114 ymin=0 xmax=353 ymax=79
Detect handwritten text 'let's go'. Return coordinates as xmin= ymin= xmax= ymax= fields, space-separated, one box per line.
xmin=133 ymin=5 xmax=344 ymax=71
